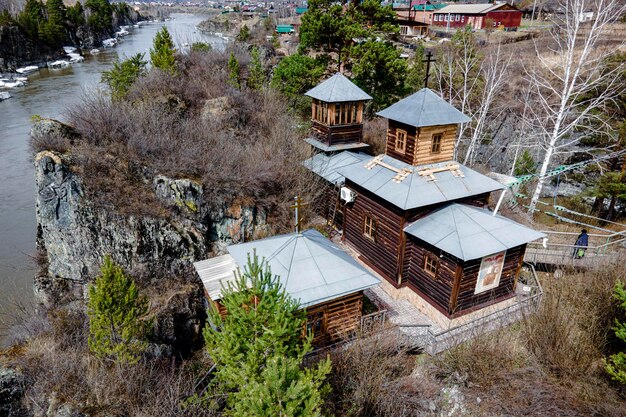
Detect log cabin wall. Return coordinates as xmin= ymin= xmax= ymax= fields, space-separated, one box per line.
xmin=385 ymin=120 xmax=417 ymax=164
xmin=454 ymin=244 xmax=526 ymax=314
xmin=405 ymin=193 xmax=491 ymax=223
xmin=305 ymin=291 xmax=364 ymax=347
xmin=344 ymin=181 xmax=404 ymax=284
xmin=311 ymin=120 xmax=364 ymax=146
xmin=403 ymin=236 xmax=459 ymax=315
xmin=312 ymin=182 xmax=344 ymax=229
xmin=414 ymin=124 xmax=457 ymax=166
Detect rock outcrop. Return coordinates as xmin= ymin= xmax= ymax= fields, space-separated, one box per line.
xmin=0 ymin=26 xmax=63 ymax=72
xmin=0 ymin=366 xmax=27 ymax=417
xmin=33 ymin=120 xmax=270 ymax=353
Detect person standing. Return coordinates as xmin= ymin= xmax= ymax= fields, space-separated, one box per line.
xmin=573 ymin=229 xmax=589 ymax=259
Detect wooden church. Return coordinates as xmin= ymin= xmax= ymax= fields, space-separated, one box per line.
xmin=305 ymin=76 xmax=544 ymax=325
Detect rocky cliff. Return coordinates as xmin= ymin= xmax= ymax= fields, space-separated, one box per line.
xmin=33 ymin=121 xmax=270 ymax=352
xmin=0 ymin=26 xmax=64 ymax=72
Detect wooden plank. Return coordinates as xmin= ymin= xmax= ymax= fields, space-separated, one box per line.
xmin=449 ymin=264 xmax=463 ymax=313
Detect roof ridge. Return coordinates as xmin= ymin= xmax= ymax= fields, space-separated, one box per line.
xmin=450 ymin=204 xmax=466 ymax=260
xmin=301 ymin=234 xmax=329 ymax=287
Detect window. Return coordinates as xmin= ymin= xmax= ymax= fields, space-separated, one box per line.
xmin=431 ymin=133 xmax=442 ymax=153
xmin=306 ymin=311 xmax=326 ymax=338
xmin=434 ymin=14 xmax=439 ymax=21
xmin=313 ymin=99 xmax=329 ymax=124
xmin=395 ymin=129 xmax=407 ymax=153
xmin=455 ymin=14 xmax=460 ymax=21
xmin=400 ymin=25 xmax=408 ymax=35
xmin=461 ymin=15 xmax=465 ymax=22
xmin=424 ymin=253 xmax=439 ymax=278
xmin=444 ymin=14 xmax=448 ymax=21
xmin=333 ymin=102 xmax=357 ymax=125
xmin=363 ymin=214 xmax=377 ymax=240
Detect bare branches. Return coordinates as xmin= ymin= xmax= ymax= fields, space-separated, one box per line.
xmin=524 ymin=0 xmax=626 ymax=212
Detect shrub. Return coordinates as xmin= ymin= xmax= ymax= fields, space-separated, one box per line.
xmin=605 ymin=280 xmax=626 ymax=384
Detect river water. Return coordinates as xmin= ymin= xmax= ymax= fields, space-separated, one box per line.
xmin=0 ymin=14 xmax=223 ymax=334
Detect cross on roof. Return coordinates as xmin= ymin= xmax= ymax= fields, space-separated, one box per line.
xmin=290 ymin=195 xmax=309 ymax=233
xmin=422 ymin=50 xmax=436 ymax=89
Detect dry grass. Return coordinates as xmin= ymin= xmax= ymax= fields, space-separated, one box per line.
xmin=6 ymin=306 xmax=217 ymax=417
xmin=36 ymin=49 xmax=313 ymax=221
xmin=428 ymin=260 xmax=626 ymax=416
xmin=324 ymin=328 xmax=443 ymax=416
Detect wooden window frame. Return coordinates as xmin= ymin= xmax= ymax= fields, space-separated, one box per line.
xmin=424 ymin=253 xmax=439 ymax=278
xmin=395 ymin=129 xmax=407 ymax=154
xmin=305 ymin=310 xmax=327 ymax=340
xmin=431 ymin=133 xmax=442 ymax=154
xmin=363 ymin=214 xmax=377 ymax=241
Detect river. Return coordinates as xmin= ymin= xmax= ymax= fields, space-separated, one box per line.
xmin=0 ymin=13 xmax=223 ymax=340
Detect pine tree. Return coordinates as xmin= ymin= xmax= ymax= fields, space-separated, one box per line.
xmin=67 ymin=1 xmax=85 ymax=27
xmin=203 ymin=252 xmax=330 ymax=416
xmin=87 ymin=256 xmax=150 ymax=364
xmin=405 ymin=43 xmax=427 ymax=92
xmin=41 ymin=0 xmax=67 ymax=47
xmin=85 ymin=0 xmax=112 ymax=33
xmin=605 ymin=280 xmax=626 ymax=384
xmin=17 ymin=0 xmax=44 ymax=40
xmin=247 ymin=46 xmax=265 ymax=90
xmin=150 ymin=26 xmax=176 ymax=74
xmin=228 ymin=52 xmax=240 ymax=89
xmin=236 ymin=23 xmax=250 ymax=42
xmin=101 ymin=53 xmax=147 ymax=100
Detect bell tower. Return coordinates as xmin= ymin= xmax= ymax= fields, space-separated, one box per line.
xmin=304 ymin=73 xmax=372 ymax=154
xmin=376 ymin=88 xmax=470 ymax=166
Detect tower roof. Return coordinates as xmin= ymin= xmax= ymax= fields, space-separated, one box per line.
xmin=305 ymin=73 xmax=373 ymax=103
xmin=376 ymin=88 xmax=471 ymax=127
xmin=404 ymin=204 xmax=545 ymax=261
xmin=193 ymin=229 xmax=380 ymax=308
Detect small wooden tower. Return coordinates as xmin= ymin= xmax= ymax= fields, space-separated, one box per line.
xmin=304 ymin=73 xmax=372 ymax=154
xmin=376 ymin=88 xmax=471 ymax=166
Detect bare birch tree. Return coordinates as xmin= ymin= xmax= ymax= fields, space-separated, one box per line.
xmin=463 ymin=44 xmax=511 ymax=166
xmin=525 ymin=0 xmax=626 ymax=213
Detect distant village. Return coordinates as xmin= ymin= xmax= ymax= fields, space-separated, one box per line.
xmin=127 ymin=0 xmax=596 ymax=40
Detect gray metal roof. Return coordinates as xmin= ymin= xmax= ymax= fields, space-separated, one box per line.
xmin=436 ymin=3 xmax=502 ymax=14
xmin=303 ymin=151 xmax=371 ymax=185
xmin=376 ymin=88 xmax=471 ymax=128
xmin=404 ymin=204 xmax=546 ymax=261
xmin=194 ymin=229 xmax=380 ymax=308
xmin=337 ymin=155 xmax=505 ymax=210
xmin=193 ymin=254 xmax=243 ymax=300
xmin=305 ymin=72 xmax=373 ymax=103
xmin=304 ymin=137 xmax=370 ymax=153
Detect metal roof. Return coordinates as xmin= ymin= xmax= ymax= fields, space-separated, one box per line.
xmin=376 ymin=88 xmax=471 ymax=128
xmin=305 ymin=73 xmax=373 ymax=103
xmin=194 ymin=229 xmax=380 ymax=308
xmin=404 ymin=204 xmax=546 ymax=261
xmin=193 ymin=254 xmax=242 ymax=300
xmin=337 ymin=155 xmax=505 ymax=210
xmin=304 ymin=137 xmax=370 ymax=153
xmin=303 ymin=151 xmax=371 ymax=185
xmin=436 ymin=3 xmax=503 ymax=14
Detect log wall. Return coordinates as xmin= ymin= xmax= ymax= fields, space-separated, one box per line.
xmin=383 ymin=121 xmax=458 ymax=166
xmin=344 ymin=181 xmax=404 ymax=283
xmin=311 ymin=120 xmax=364 ymax=146
xmin=305 ymin=291 xmax=364 ymax=346
xmin=414 ymin=124 xmax=457 ymax=165
xmin=403 ymin=237 xmax=458 ymax=314
xmin=454 ymin=245 xmax=525 ymax=313
xmin=385 ymin=120 xmax=418 ymax=164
